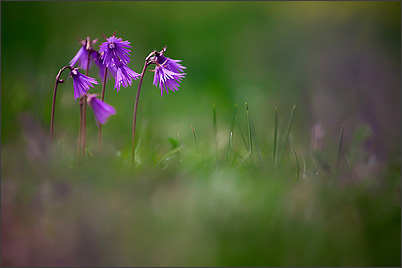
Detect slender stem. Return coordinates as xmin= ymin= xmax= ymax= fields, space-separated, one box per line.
xmin=77 ymin=49 xmax=90 ymax=155
xmin=50 ymin=66 xmax=72 ymax=140
xmin=82 ymin=95 xmax=87 ymax=159
xmin=101 ymin=66 xmax=108 ymax=101
xmin=99 ymin=66 xmax=108 ymax=145
xmin=132 ymin=60 xmax=151 ymax=163
xmin=86 ymin=49 xmax=90 ymax=76
xmin=77 ymin=98 xmax=83 ymax=157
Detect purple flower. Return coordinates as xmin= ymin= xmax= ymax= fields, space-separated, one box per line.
xmin=70 ymin=39 xmax=96 ymax=70
xmin=70 ymin=45 xmax=91 ymax=69
xmin=155 ymin=54 xmax=186 ymax=73
xmin=114 ymin=62 xmax=141 ymax=92
xmin=91 ymin=51 xmax=117 ymax=81
xmin=70 ymin=68 xmax=98 ymax=100
xmin=99 ymin=35 xmax=131 ymax=68
xmin=87 ymin=94 xmax=116 ymax=126
xmin=152 ymin=65 xmax=186 ymax=97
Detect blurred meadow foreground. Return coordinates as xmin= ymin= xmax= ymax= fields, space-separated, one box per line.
xmin=1 ymin=1 xmax=401 ymax=267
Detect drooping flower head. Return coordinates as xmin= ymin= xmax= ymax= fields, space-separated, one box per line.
xmin=87 ymin=94 xmax=116 ymax=126
xmin=99 ymin=33 xmax=131 ymax=68
xmin=70 ymin=37 xmax=97 ymax=70
xmin=70 ymin=68 xmax=98 ymax=100
xmin=151 ymin=47 xmax=186 ymax=97
xmin=114 ymin=61 xmax=141 ymax=92
xmin=155 ymin=46 xmax=186 ymax=73
xmin=153 ymin=65 xmax=186 ymax=97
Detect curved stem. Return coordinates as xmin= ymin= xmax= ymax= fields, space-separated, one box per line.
xmin=77 ymin=97 xmax=83 ymax=157
xmin=50 ymin=66 xmax=72 ymax=140
xmin=131 ymin=60 xmax=151 ymax=163
xmin=85 ymin=49 xmax=90 ymax=76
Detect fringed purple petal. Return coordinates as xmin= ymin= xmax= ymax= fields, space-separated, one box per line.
xmin=153 ymin=65 xmax=186 ymax=97
xmin=71 ymin=69 xmax=98 ymax=100
xmin=156 ymin=54 xmax=186 ymax=73
xmin=100 ymin=36 xmax=131 ymax=67
xmin=114 ymin=64 xmax=140 ymax=92
xmin=70 ymin=45 xmax=92 ymax=70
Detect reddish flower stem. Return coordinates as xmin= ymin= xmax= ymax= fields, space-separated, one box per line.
xmin=131 ymin=51 xmax=155 ymax=163
xmin=82 ymin=95 xmax=87 ymax=158
xmin=50 ymin=66 xmax=72 ymax=140
xmin=80 ymin=49 xmax=91 ymax=157
xmin=99 ymin=66 xmax=108 ymax=145
xmin=77 ymin=98 xmax=83 ymax=157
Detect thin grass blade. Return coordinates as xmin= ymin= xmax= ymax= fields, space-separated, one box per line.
xmin=279 ymin=105 xmax=296 ymax=165
xmin=292 ymin=146 xmax=300 ymax=179
xmin=337 ymin=124 xmax=344 ymax=168
xmin=245 ymin=102 xmax=252 ymax=154
xmin=158 ymin=144 xmax=185 ymax=165
xmin=190 ymin=125 xmax=198 ymax=153
xmin=273 ymin=107 xmax=278 ymax=167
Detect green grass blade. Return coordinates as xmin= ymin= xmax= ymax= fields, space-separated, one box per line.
xmin=228 ymin=131 xmax=233 ymax=161
xmin=337 ymin=124 xmax=344 ymax=168
xmin=190 ymin=125 xmax=198 ymax=153
xmin=250 ymin=116 xmax=264 ymax=163
xmin=273 ymin=107 xmax=278 ymax=167
xmin=212 ymin=104 xmax=218 ymax=153
xmin=237 ymin=122 xmax=248 ymax=151
xmin=158 ymin=144 xmax=185 ymax=165
xmin=245 ymin=102 xmax=252 ymax=154
xmin=227 ymin=104 xmax=237 ymax=161
xmin=279 ymin=105 xmax=296 ymax=165
xmin=292 ymin=146 xmax=300 ymax=180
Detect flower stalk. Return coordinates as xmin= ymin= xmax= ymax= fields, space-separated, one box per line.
xmin=98 ymin=66 xmax=108 ymax=145
xmin=50 ymin=66 xmax=72 ymax=140
xmin=131 ymin=51 xmax=156 ymax=163
xmin=82 ymin=94 xmax=87 ymax=158
xmin=79 ymin=45 xmax=92 ymax=157
xmin=77 ymin=98 xmax=83 ymax=157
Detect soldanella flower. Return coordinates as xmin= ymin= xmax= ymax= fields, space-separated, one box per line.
xmin=87 ymin=94 xmax=116 ymax=125
xmin=70 ymin=37 xmax=97 ymax=70
xmin=150 ymin=47 xmax=186 ymax=97
xmin=114 ymin=61 xmax=141 ymax=92
xmin=91 ymin=51 xmax=117 ymax=81
xmin=70 ymin=68 xmax=98 ymax=100
xmin=152 ymin=65 xmax=186 ymax=97
xmin=99 ymin=35 xmax=131 ymax=67
xmin=155 ymin=47 xmax=186 ymax=73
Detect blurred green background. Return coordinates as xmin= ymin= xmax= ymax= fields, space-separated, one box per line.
xmin=1 ymin=1 xmax=401 ymax=267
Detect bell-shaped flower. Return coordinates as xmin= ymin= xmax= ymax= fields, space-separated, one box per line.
xmin=70 ymin=68 xmax=98 ymax=100
xmin=70 ymin=38 xmax=97 ymax=70
xmin=99 ymin=35 xmax=131 ymax=68
xmin=87 ymin=94 xmax=116 ymax=126
xmin=152 ymin=65 xmax=186 ymax=97
xmin=114 ymin=61 xmax=141 ymax=92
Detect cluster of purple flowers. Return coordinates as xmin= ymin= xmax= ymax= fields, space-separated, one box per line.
xmin=99 ymin=34 xmax=141 ymax=92
xmin=51 ymin=32 xmax=187 ymax=158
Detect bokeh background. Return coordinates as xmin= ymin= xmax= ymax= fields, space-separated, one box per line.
xmin=1 ymin=1 xmax=401 ymax=267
